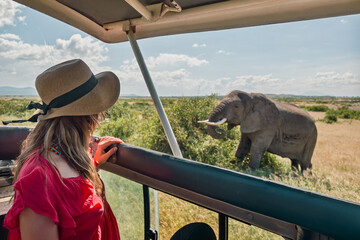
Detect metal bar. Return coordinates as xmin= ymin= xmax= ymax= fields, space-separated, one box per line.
xmin=153 ymin=190 xmax=159 ymax=233
xmin=218 ymin=213 xmax=228 ymax=240
xmin=125 ymin=0 xmax=153 ymax=21
xmin=101 ymin=143 xmax=360 ymax=239
xmin=0 ymin=126 xmax=32 ymax=160
xmin=126 ymin=30 xmax=183 ymax=158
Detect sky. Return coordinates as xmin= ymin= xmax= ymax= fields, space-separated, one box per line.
xmin=0 ymin=0 xmax=359 ymax=97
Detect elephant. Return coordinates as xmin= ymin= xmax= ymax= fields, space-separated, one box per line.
xmin=199 ymin=90 xmax=317 ymax=171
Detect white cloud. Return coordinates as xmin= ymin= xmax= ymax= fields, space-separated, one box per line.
xmin=119 ymin=53 xmax=208 ymax=73
xmin=314 ymin=71 xmax=359 ymax=86
xmin=150 ymin=69 xmax=208 ymax=96
xmin=206 ymin=74 xmax=281 ymax=95
xmin=118 ymin=58 xmax=140 ymax=72
xmin=0 ymin=33 xmax=108 ymax=64
xmin=285 ymin=72 xmax=360 ymax=96
xmin=99 ymin=63 xmax=360 ymax=96
xmin=0 ymin=33 xmax=109 ymax=87
xmin=192 ymin=43 xmax=207 ymax=48
xmin=234 ymin=75 xmax=280 ymax=85
xmin=216 ymin=50 xmax=234 ymax=55
xmin=146 ymin=53 xmax=208 ymax=68
xmin=113 ymin=55 xmax=209 ymax=96
xmin=0 ymin=34 xmax=49 ymax=61
xmin=0 ymin=0 xmax=23 ymax=27
xmin=0 ymin=33 xmax=20 ymax=40
xmin=152 ymin=69 xmax=190 ymax=87
xmin=194 ymin=71 xmax=360 ymax=97
xmin=54 ymin=34 xmax=109 ymax=68
xmin=17 ymin=15 xmax=26 ymax=24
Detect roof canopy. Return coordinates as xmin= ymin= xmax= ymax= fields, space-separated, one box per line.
xmin=14 ymin=0 xmax=360 ymax=43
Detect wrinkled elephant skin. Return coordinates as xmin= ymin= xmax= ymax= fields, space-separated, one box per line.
xmin=201 ymin=90 xmax=317 ymax=171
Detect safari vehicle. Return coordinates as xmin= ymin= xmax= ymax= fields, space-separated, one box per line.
xmin=1 ymin=0 xmax=360 ymax=239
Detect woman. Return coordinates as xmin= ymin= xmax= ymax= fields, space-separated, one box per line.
xmin=3 ymin=59 xmax=122 ymax=240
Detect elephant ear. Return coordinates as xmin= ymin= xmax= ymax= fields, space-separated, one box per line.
xmin=240 ymin=94 xmax=279 ymax=133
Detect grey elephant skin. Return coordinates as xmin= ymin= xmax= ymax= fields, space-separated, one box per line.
xmin=200 ymin=90 xmax=317 ymax=171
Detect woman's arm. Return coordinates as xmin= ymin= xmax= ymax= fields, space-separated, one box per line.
xmin=19 ymin=207 xmax=59 ymax=240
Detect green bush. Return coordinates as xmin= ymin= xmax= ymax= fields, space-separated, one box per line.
xmin=303 ymin=105 xmax=329 ymax=112
xmin=321 ymin=106 xmax=360 ymax=123
xmin=0 ymin=99 xmax=36 ymax=118
xmin=99 ymin=118 xmax=136 ymax=139
xmin=336 ymin=106 xmax=360 ymax=120
xmin=323 ymin=113 xmax=337 ymax=123
xmin=105 ymin=101 xmax=135 ymax=121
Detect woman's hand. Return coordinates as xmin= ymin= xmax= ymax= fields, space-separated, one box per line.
xmin=93 ymin=136 xmax=123 ymax=167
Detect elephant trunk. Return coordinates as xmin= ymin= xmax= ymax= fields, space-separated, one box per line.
xmin=207 ymin=103 xmax=227 ymax=139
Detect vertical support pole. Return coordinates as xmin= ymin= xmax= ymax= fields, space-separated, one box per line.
xmin=154 ymin=190 xmax=159 ymax=233
xmin=128 ymin=29 xmax=181 ymax=240
xmin=127 ymin=30 xmax=183 ymax=158
xmin=143 ymin=185 xmax=150 ymax=240
xmin=143 ymin=185 xmax=158 ymax=240
xmin=219 ymin=213 xmax=228 ymax=240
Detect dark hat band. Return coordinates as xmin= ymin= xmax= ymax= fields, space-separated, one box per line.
xmin=2 ymin=74 xmax=98 ymax=125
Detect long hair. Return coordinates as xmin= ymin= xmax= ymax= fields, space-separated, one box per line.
xmin=14 ymin=113 xmax=105 ymax=196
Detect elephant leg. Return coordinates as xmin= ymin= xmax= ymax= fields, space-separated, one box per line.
xmin=300 ymin=130 xmax=317 ymax=172
xmin=248 ymin=132 xmax=273 ymax=170
xmin=291 ymin=159 xmax=299 ymax=170
xmin=249 ymin=145 xmax=267 ymax=170
xmin=235 ymin=134 xmax=251 ymax=164
xmin=248 ymin=141 xmax=270 ymax=170
xmin=300 ymin=161 xmax=312 ymax=172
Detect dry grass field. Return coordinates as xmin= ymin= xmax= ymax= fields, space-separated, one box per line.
xmin=310 ymin=112 xmax=360 ymax=202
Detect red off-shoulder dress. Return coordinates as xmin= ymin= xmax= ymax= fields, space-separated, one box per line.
xmin=3 ymin=151 xmax=120 ymax=240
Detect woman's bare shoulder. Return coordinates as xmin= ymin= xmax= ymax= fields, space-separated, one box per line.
xmin=46 ymin=152 xmax=80 ymax=179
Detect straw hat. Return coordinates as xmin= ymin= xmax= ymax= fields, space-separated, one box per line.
xmin=32 ymin=59 xmax=120 ymax=120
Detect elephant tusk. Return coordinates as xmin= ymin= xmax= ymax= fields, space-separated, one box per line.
xmin=198 ymin=118 xmax=227 ymax=126
xmin=198 ymin=119 xmax=210 ymax=124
